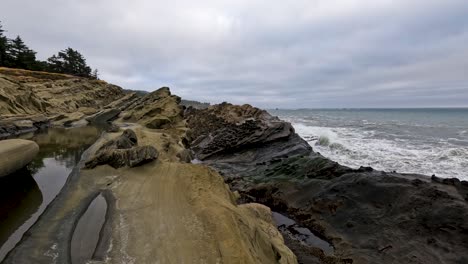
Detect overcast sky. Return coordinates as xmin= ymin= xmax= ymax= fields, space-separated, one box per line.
xmin=2 ymin=0 xmax=468 ymax=108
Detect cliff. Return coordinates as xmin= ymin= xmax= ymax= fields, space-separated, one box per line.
xmin=0 ymin=67 xmax=126 ymax=138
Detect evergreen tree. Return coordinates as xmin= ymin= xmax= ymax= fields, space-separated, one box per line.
xmin=0 ymin=21 xmax=8 ymax=66
xmin=6 ymin=36 xmax=38 ymax=70
xmin=47 ymin=47 xmax=92 ymax=77
xmin=91 ymin=68 xmax=99 ymax=80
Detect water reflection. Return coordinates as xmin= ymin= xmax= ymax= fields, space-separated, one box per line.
xmin=0 ymin=169 xmax=42 ymax=250
xmin=0 ymin=126 xmax=102 ymax=261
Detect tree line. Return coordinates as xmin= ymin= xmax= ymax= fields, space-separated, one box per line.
xmin=0 ymin=21 xmax=98 ymax=79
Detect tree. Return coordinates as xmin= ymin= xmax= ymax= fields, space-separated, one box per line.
xmin=91 ymin=68 xmax=99 ymax=80
xmin=47 ymin=47 xmax=92 ymax=77
xmin=0 ymin=21 xmax=8 ymax=66
xmin=5 ymin=36 xmax=38 ymax=70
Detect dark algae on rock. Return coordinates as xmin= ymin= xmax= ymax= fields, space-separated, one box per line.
xmin=186 ymin=103 xmax=468 ymax=264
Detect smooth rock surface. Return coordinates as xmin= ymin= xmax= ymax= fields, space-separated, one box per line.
xmin=0 ymin=139 xmax=39 ymax=177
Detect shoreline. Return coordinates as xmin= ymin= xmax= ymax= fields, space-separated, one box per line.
xmin=1 ymin=68 xmax=467 ymax=263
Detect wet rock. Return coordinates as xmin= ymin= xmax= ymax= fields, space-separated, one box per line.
xmin=0 ymin=139 xmax=39 ymax=177
xmin=186 ymin=102 xmax=468 ymax=264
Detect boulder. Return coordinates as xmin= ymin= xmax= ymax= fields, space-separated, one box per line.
xmin=0 ymin=139 xmax=39 ymax=177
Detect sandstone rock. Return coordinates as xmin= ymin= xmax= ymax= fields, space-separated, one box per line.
xmin=12 ymin=120 xmax=34 ymax=130
xmin=121 ymin=87 xmax=183 ymax=128
xmin=85 ymin=145 xmax=158 ymax=169
xmin=0 ymin=139 xmax=39 ymax=177
xmin=85 ymin=129 xmax=158 ymax=169
xmin=0 ymin=68 xmax=125 ymax=116
xmin=145 ymin=117 xmax=171 ymax=129
xmin=85 ymin=108 xmax=121 ymax=124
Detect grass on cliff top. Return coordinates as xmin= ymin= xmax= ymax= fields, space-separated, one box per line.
xmin=0 ymin=67 xmax=109 ymax=86
xmin=0 ymin=67 xmax=75 ymax=80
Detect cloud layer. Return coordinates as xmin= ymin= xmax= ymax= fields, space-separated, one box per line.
xmin=2 ymin=0 xmax=468 ymax=108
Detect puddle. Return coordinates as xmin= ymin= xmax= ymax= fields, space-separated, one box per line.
xmin=0 ymin=126 xmax=103 ymax=261
xmin=272 ymin=211 xmax=334 ymax=255
xmin=71 ymin=193 xmax=108 ymax=264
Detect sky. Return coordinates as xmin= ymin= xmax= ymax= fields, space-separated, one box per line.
xmin=1 ymin=0 xmax=468 ymax=108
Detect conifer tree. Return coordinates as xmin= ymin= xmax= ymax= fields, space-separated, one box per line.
xmin=47 ymin=47 xmax=92 ymax=77
xmin=6 ymin=36 xmax=38 ymax=70
xmin=0 ymin=21 xmax=8 ymax=66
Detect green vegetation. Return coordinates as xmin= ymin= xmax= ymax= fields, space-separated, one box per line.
xmin=0 ymin=21 xmax=98 ymax=79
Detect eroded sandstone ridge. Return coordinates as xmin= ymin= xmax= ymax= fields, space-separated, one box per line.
xmin=2 ymin=83 xmax=297 ymax=263
xmin=186 ymin=103 xmax=468 ymax=264
xmin=0 ymin=67 xmax=127 ymax=137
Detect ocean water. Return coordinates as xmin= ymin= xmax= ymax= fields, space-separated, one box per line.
xmin=269 ymin=108 xmax=468 ymax=180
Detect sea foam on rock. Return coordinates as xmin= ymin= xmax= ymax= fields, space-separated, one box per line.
xmin=185 ymin=103 xmax=468 ymax=264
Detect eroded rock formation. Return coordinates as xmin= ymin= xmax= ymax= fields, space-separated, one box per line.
xmin=185 ymin=103 xmax=468 ymax=264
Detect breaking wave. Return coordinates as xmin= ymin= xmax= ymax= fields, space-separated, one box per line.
xmin=291 ymin=123 xmax=468 ymax=180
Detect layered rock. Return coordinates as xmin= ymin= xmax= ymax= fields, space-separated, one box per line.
xmin=185 ymin=103 xmax=468 ymax=264
xmin=186 ymin=102 xmax=311 ymax=161
xmin=0 ymin=139 xmax=39 ymax=177
xmin=85 ymin=129 xmax=158 ymax=169
xmin=3 ymin=86 xmax=297 ymax=264
xmin=0 ymin=67 xmax=126 ymax=137
xmin=122 ymin=87 xmax=184 ymax=129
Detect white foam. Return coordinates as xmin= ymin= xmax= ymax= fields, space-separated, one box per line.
xmin=290 ymin=121 xmax=468 ymax=181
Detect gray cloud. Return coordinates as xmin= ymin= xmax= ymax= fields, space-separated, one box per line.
xmin=2 ymin=0 xmax=468 ymax=108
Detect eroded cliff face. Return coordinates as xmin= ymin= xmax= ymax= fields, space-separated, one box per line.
xmin=185 ymin=103 xmax=468 ymax=264
xmin=2 ymin=82 xmax=297 ymax=264
xmin=0 ymin=67 xmax=124 ymax=116
xmin=0 ymin=67 xmax=126 ymax=138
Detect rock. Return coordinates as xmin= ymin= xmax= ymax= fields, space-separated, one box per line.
xmin=145 ymin=117 xmax=171 ymax=129
xmin=121 ymin=87 xmax=183 ymax=127
xmin=12 ymin=120 xmax=34 ymax=130
xmin=85 ymin=129 xmax=158 ymax=169
xmin=186 ymin=102 xmax=468 ymax=264
xmin=0 ymin=139 xmax=39 ymax=177
xmin=0 ymin=67 xmax=125 ymax=116
xmin=85 ymin=145 xmax=158 ymax=169
xmin=105 ymin=124 xmax=120 ymax=133
xmin=185 ymin=103 xmax=311 ymax=160
xmin=85 ymin=108 xmax=121 ymax=124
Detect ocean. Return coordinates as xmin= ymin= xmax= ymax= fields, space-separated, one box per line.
xmin=269 ymin=108 xmax=468 ymax=181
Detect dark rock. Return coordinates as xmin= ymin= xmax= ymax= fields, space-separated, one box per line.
xmin=105 ymin=124 xmax=120 ymax=133
xmin=186 ymin=102 xmax=468 ymax=264
xmin=86 ymin=108 xmax=121 ymax=124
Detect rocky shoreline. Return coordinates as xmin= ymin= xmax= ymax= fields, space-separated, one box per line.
xmin=1 ymin=68 xmax=467 ymax=263
xmin=185 ymin=103 xmax=468 ymax=264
